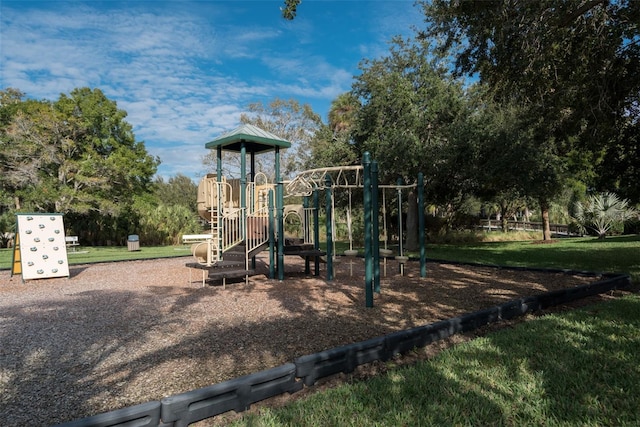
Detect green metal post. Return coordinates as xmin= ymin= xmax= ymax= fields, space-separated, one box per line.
xmin=249 ymin=152 xmax=255 ymax=214
xmin=325 ymin=174 xmax=333 ymax=281
xmin=275 ymin=147 xmax=284 ymax=281
xmin=372 ymin=160 xmax=380 ymax=294
xmin=418 ymin=172 xmax=426 ymax=278
xmin=240 ymin=143 xmax=247 ymax=243
xmin=397 ymin=177 xmax=403 ymax=275
xmin=216 ymin=146 xmax=223 ymax=255
xmin=397 ymin=178 xmax=403 ymax=256
xmin=363 ymin=152 xmax=373 ymax=307
xmin=268 ymin=189 xmax=275 ymax=279
xmin=303 ymin=196 xmax=310 ymax=276
xmin=313 ymin=189 xmax=320 ymax=276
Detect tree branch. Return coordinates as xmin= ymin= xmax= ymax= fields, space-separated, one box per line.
xmin=557 ymin=0 xmax=607 ymax=28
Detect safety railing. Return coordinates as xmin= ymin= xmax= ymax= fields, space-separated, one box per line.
xmin=246 ymin=205 xmax=270 ymax=257
xmin=219 ymin=208 xmax=244 ymax=257
xmin=247 ymin=182 xmax=276 ymax=215
xmin=303 ymin=206 xmax=314 ymax=245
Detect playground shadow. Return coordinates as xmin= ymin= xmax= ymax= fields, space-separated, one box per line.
xmin=68 ymin=265 xmax=89 ymax=278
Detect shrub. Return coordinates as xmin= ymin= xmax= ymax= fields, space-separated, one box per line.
xmin=573 ymin=192 xmax=637 ymax=239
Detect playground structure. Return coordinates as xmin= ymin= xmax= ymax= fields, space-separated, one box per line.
xmin=186 ymin=124 xmax=427 ymax=303
xmin=184 ymin=124 xmax=321 ymax=287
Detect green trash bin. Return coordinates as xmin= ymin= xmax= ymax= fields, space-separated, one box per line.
xmin=127 ymin=234 xmax=140 ymax=251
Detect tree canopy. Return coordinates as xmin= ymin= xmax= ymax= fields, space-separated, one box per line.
xmin=281 ymin=0 xmax=302 ymax=20
xmin=306 ymin=92 xmax=360 ymax=169
xmin=351 ymin=37 xmax=468 ymax=189
xmin=420 ymin=0 xmax=640 ymax=238
xmin=1 ymin=88 xmax=159 ymax=215
xmin=154 ymin=174 xmax=197 ymax=209
xmin=0 ymin=87 xmax=168 ymax=245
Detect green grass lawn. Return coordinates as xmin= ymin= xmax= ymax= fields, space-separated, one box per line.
xmin=422 ymin=235 xmax=640 ymax=281
xmin=0 ymin=244 xmax=191 ymax=270
xmin=230 ymin=294 xmax=640 ymax=426
xmin=327 ymin=235 xmax=639 ymax=282
xmin=3 ymin=235 xmax=638 ymax=282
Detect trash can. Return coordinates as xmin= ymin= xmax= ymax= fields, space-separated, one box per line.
xmin=127 ymin=234 xmax=140 ymax=251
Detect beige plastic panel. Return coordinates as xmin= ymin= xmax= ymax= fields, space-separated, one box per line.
xmin=17 ymin=214 xmax=70 ymax=280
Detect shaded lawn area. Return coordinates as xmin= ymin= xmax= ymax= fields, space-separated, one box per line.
xmin=422 ymin=235 xmax=640 ymax=282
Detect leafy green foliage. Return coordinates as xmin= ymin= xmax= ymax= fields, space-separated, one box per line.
xmin=596 ymin=111 xmax=640 ymax=203
xmin=0 ymin=87 xmax=163 ymax=245
xmin=0 ymin=87 xmax=159 ymax=215
xmin=420 ymin=0 xmax=640 ymax=237
xmin=573 ymin=192 xmax=638 ymax=238
xmin=351 ymin=37 xmax=467 ymax=190
xmin=136 ymin=202 xmax=202 ymax=245
xmin=0 ymin=211 xmax=14 ymax=248
xmin=154 ymin=174 xmax=197 ymax=209
xmin=280 ymin=0 xmax=301 ymax=20
xmin=306 ymin=93 xmax=359 ymax=169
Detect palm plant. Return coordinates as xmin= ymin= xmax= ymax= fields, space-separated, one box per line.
xmin=573 ymin=192 xmax=638 ymax=239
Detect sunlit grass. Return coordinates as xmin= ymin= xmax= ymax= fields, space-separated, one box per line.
xmin=230 ymin=295 xmax=640 ymax=426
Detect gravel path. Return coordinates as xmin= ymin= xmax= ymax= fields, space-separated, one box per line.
xmin=0 ymin=255 xmax=598 ymax=426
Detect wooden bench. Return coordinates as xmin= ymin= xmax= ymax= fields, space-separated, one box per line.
xmin=182 ymin=234 xmax=214 ymax=244
xmin=65 ymin=236 xmax=79 ymax=252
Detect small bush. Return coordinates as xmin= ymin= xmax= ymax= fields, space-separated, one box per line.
xmin=624 ymin=218 xmax=640 ymax=235
xmin=574 ymin=192 xmax=637 ymax=239
xmin=426 ymin=230 xmax=539 ymax=244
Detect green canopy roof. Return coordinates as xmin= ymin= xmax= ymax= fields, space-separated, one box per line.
xmin=205 ymin=124 xmax=291 ymax=154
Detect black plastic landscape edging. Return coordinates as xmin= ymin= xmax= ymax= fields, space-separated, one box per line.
xmin=159 ymin=363 xmax=302 ymax=427
xmin=53 ymin=401 xmax=161 ymax=427
xmin=53 ymin=267 xmax=632 ymax=427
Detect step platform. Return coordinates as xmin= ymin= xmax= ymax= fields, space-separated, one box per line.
xmin=186 ymin=261 xmax=255 ymax=288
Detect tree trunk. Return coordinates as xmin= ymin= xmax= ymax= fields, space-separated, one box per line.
xmin=501 ymin=215 xmax=509 ymax=232
xmin=539 ymin=198 xmax=552 ymax=240
xmin=500 ymin=204 xmax=509 ymax=232
xmin=405 ymin=190 xmax=419 ymax=251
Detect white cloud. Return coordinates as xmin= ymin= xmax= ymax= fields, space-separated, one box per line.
xmin=1 ymin=1 xmax=422 ymax=182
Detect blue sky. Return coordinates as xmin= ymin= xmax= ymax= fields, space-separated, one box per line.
xmin=0 ymin=0 xmax=424 ymax=182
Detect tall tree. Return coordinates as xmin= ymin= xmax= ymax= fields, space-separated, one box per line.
xmin=596 ymin=110 xmax=640 ymax=203
xmin=154 ymin=174 xmax=198 ymax=210
xmin=306 ymin=92 xmax=359 ymax=169
xmin=0 ymin=87 xmax=159 ymax=216
xmin=351 ymin=36 xmax=468 ymax=193
xmin=204 ymin=98 xmax=322 ymax=180
xmin=351 ymin=37 xmax=470 ymax=248
xmin=421 ymin=0 xmax=640 ymax=239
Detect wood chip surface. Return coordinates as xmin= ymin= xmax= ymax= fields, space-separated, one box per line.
xmin=0 ymin=254 xmax=599 ymax=425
